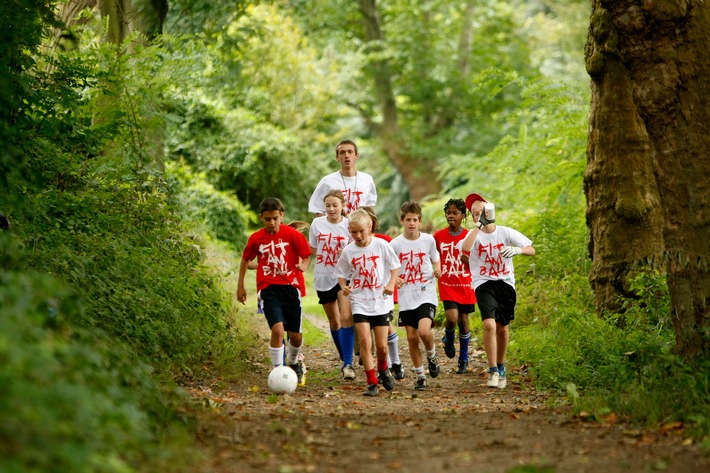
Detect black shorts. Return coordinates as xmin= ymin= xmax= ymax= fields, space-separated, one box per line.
xmin=474 ymin=280 xmax=517 ymax=327
xmin=353 ymin=311 xmax=393 ymax=327
xmin=317 ymin=283 xmax=341 ymax=304
xmin=398 ymin=303 xmax=437 ymax=328
xmin=261 ymin=285 xmax=303 ymax=333
xmin=442 ymin=300 xmax=475 ymax=314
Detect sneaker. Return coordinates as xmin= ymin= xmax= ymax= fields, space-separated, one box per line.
xmin=486 ymin=371 xmax=500 ymax=388
xmin=414 ymin=378 xmax=427 ymax=390
xmin=442 ymin=335 xmax=456 ymax=359
xmin=428 ymin=356 xmax=441 ymax=378
xmin=363 ymin=383 xmax=379 ymax=397
xmin=378 ymin=369 xmax=396 ymax=391
xmin=456 ymin=360 xmax=469 ymax=374
xmin=391 ymin=363 xmax=405 ymax=380
xmin=498 ymin=370 xmax=507 ymax=389
xmin=342 ymin=364 xmax=356 ymax=380
xmin=289 ymin=363 xmax=305 ymax=387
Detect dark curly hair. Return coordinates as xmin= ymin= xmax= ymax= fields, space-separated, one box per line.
xmin=444 ymin=198 xmax=467 ymax=217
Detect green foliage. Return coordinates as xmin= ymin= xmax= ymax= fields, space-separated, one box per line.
xmin=167 ymin=162 xmax=254 ymax=251
xmin=513 ymin=272 xmax=710 ymax=438
xmin=0 ymin=271 xmax=197 ymax=473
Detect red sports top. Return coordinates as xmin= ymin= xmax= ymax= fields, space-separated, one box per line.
xmin=433 ymin=228 xmax=476 ymax=304
xmin=242 ymin=225 xmax=312 ymax=293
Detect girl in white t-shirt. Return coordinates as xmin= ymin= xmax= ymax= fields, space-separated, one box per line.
xmin=309 ymin=190 xmax=356 ymax=380
xmin=335 ymin=209 xmax=400 ymax=397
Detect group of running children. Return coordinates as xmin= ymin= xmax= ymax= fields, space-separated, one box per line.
xmin=236 ymin=140 xmax=535 ymax=397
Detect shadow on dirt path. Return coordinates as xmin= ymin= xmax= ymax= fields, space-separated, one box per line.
xmin=184 ymin=313 xmax=708 ymax=473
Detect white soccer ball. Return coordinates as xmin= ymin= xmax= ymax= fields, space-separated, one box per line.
xmin=268 ymin=365 xmax=298 ymax=394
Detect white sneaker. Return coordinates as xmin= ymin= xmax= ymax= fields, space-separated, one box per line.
xmin=497 ymin=373 xmax=507 ymax=389
xmin=486 ymin=371 xmax=500 ymax=388
xmin=342 ymin=364 xmax=356 ymax=380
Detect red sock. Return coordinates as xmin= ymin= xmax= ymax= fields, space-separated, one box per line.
xmin=377 ymin=358 xmax=388 ymax=372
xmin=365 ymin=369 xmax=377 ymax=385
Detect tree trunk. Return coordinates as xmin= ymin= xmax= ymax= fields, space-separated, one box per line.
xmin=356 ymin=0 xmax=441 ymax=202
xmin=586 ymin=0 xmax=710 ymax=358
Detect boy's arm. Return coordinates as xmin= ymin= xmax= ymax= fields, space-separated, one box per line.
xmin=298 ymin=255 xmax=312 ymax=272
xmin=384 ymin=268 xmax=399 ymax=296
xmin=460 ymin=227 xmax=480 ymax=256
xmin=236 ymin=257 xmax=251 ymax=304
xmin=432 ymin=259 xmax=442 ymax=279
xmin=338 ymin=277 xmax=351 ymax=296
xmin=500 ymin=245 xmax=535 ymax=258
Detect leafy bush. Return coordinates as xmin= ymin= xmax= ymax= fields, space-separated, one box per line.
xmin=0 ymin=271 xmax=197 ymax=473
xmin=513 ymin=271 xmax=710 ymax=439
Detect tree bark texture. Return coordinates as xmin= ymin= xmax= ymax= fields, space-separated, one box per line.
xmin=356 ymin=0 xmax=441 ymax=202
xmin=585 ymin=0 xmax=710 ymax=358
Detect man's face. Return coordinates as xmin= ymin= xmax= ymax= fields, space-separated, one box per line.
xmin=336 ymin=144 xmax=359 ymax=170
xmin=260 ymin=210 xmax=284 ymax=234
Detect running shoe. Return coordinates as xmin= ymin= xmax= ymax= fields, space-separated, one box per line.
xmin=363 ymin=384 xmax=379 ymax=397
xmin=414 ymin=378 xmax=427 ymax=390
xmin=442 ymin=335 xmax=456 ymax=359
xmin=486 ymin=371 xmax=500 ymax=388
xmin=391 ymin=363 xmax=405 ymax=380
xmin=378 ymin=369 xmax=396 ymax=391
xmin=456 ymin=360 xmax=469 ymax=374
xmin=428 ymin=356 xmax=441 ymax=378
xmin=342 ymin=364 xmax=356 ymax=380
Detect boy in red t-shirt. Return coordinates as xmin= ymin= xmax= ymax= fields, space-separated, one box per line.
xmin=433 ymin=198 xmax=477 ymax=374
xmin=237 ymin=198 xmax=312 ymax=386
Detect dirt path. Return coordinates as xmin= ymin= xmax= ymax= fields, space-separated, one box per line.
xmin=184 ymin=314 xmax=708 ymax=473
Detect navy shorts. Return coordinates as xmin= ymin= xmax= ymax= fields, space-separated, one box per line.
xmin=260 ymin=285 xmax=303 ymax=333
xmin=474 ymin=280 xmax=517 ymax=326
xmin=353 ymin=311 xmax=392 ymax=327
xmin=398 ymin=303 xmax=437 ymax=328
xmin=442 ymin=300 xmax=475 ymax=314
xmin=316 ymin=283 xmax=341 ymax=305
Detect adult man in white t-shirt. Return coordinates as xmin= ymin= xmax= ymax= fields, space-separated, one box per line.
xmin=308 ymin=140 xmax=377 ymax=217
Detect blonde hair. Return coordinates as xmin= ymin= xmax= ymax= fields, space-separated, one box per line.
xmin=348 ymin=208 xmax=373 ymax=229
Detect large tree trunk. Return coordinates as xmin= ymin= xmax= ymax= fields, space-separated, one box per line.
xmin=585 ymin=0 xmax=710 ymax=358
xmin=356 ymin=0 xmax=441 ymax=202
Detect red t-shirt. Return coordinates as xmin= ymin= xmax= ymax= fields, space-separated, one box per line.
xmin=433 ymin=228 xmax=476 ymax=304
xmin=242 ymin=225 xmax=312 ymax=293
xmin=374 ymin=233 xmax=398 ymax=304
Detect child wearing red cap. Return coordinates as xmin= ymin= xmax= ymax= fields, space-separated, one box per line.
xmin=459 ymin=193 xmax=535 ymax=389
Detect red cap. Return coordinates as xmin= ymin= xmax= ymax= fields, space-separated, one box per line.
xmin=465 ymin=193 xmax=488 ymax=212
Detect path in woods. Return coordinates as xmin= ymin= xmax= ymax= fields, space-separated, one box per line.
xmin=184 ymin=313 xmax=709 ymax=473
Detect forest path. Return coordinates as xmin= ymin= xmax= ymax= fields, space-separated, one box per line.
xmin=184 ymin=312 xmax=709 ymax=473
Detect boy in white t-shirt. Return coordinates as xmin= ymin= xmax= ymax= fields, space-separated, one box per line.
xmin=391 ymin=201 xmax=442 ymax=390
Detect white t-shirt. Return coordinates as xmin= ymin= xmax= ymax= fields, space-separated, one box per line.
xmin=458 ymin=226 xmax=532 ymax=290
xmin=308 ymin=171 xmax=377 ymax=215
xmin=390 ymin=232 xmax=440 ymax=311
xmin=334 ymin=237 xmax=400 ymax=316
xmin=308 ymin=216 xmax=351 ymax=291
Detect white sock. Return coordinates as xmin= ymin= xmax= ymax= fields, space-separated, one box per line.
xmin=287 ymin=340 xmax=301 ymax=365
xmin=269 ymin=345 xmax=284 ymax=367
xmin=388 ymin=332 xmax=401 ymax=365
xmin=414 ymin=366 xmax=426 ymax=379
xmin=426 ymin=347 xmax=437 ymax=360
